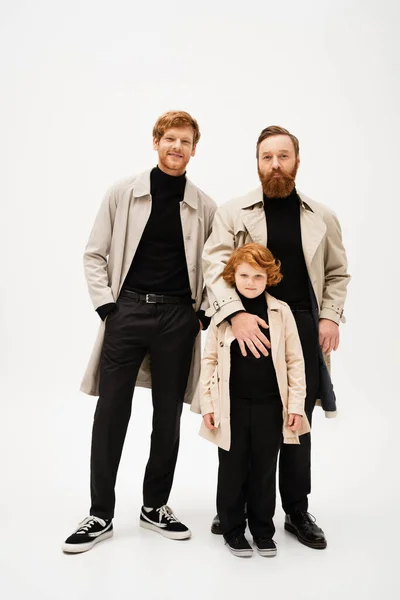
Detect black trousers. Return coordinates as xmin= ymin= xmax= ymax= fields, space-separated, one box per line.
xmin=279 ymin=309 xmax=320 ymax=514
xmin=89 ymin=291 xmax=200 ymax=519
xmin=217 ymin=394 xmax=283 ymax=539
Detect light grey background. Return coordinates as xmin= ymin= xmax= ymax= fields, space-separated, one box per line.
xmin=1 ymin=1 xmax=399 ymax=598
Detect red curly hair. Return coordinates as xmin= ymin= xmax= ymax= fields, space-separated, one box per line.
xmin=222 ymin=243 xmax=283 ymax=288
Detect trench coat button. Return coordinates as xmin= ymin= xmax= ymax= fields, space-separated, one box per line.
xmin=219 ymin=342 xmax=224 ymax=347
xmin=186 ymin=234 xmax=191 ymax=240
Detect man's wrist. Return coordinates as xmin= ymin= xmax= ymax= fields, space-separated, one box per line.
xmin=226 ymin=310 xmax=246 ymax=325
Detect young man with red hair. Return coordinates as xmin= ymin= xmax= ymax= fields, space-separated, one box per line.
xmin=63 ymin=111 xmax=216 ymax=553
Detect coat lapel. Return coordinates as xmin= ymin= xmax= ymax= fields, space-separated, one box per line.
xmin=266 ymin=293 xmax=283 ymax=366
xmin=180 ymin=179 xmax=199 ymax=299
xmin=241 ymin=187 xmax=267 ymax=246
xmin=298 ymin=193 xmax=326 ymax=272
xmin=118 ymin=171 xmax=152 ymax=292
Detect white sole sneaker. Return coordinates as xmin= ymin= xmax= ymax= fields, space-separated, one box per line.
xmin=256 ymin=546 xmax=277 ymax=557
xmin=225 ymin=543 xmax=253 ymax=558
xmin=139 ymin=520 xmax=191 ymax=540
xmin=62 ymin=530 xmax=113 ymax=554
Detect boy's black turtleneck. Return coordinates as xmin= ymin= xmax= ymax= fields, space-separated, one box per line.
xmin=264 ymin=188 xmax=311 ymax=309
xmin=122 ymin=166 xmax=191 ymax=296
xmin=229 ymin=291 xmax=280 ymax=401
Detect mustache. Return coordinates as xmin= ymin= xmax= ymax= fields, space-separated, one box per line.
xmin=264 ymin=168 xmax=295 ymax=182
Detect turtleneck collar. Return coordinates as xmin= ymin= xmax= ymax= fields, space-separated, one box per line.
xmin=151 ymin=165 xmax=186 ymax=196
xmin=237 ymin=289 xmax=267 ymax=312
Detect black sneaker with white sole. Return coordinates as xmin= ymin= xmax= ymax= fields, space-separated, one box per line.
xmin=140 ymin=505 xmax=191 ymax=540
xmin=253 ymin=537 xmax=277 ymax=557
xmin=224 ymin=533 xmax=253 ymax=558
xmin=62 ymin=516 xmax=113 ymax=553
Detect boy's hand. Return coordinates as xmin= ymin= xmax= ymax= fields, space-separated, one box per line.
xmin=203 ymin=413 xmax=217 ymax=430
xmin=288 ymin=413 xmax=303 ymax=432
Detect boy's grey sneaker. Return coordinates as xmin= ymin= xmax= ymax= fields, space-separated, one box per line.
xmin=62 ymin=516 xmax=113 ymax=553
xmin=253 ymin=537 xmax=277 ymax=557
xmin=140 ymin=505 xmax=191 ymax=540
xmin=224 ymin=533 xmax=253 ymax=557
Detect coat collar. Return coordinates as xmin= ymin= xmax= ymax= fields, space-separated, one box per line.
xmin=239 ymin=187 xmax=325 ymax=269
xmin=265 ymin=292 xmax=282 ymax=310
xmin=132 ymin=169 xmax=198 ymax=209
xmin=239 ymin=185 xmax=315 ymax=213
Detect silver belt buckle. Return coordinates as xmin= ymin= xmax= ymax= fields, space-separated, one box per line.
xmin=146 ymin=294 xmax=157 ymax=303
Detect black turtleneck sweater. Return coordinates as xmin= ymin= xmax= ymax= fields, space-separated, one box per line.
xmin=97 ymin=167 xmax=210 ymax=329
xmin=122 ymin=166 xmax=191 ymax=296
xmin=264 ymin=188 xmax=311 ymax=309
xmin=229 ymin=292 xmax=280 ymax=401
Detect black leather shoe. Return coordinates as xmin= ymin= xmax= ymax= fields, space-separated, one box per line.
xmin=284 ymin=512 xmax=327 ymax=549
xmin=211 ymin=514 xmax=223 ymax=535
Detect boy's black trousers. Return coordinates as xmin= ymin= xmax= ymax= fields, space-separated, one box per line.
xmin=217 ymin=394 xmax=283 ymax=539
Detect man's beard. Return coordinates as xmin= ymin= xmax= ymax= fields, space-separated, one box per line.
xmin=258 ymin=164 xmax=298 ymax=198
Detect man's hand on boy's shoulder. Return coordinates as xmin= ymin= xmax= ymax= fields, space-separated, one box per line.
xmin=231 ymin=312 xmax=271 ymax=358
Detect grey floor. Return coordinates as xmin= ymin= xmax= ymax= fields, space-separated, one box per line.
xmin=1 ymin=384 xmax=397 ymax=600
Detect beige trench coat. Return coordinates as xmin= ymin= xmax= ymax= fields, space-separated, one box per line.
xmin=196 ymin=293 xmax=311 ymax=451
xmin=202 ymin=187 xmax=350 ymax=327
xmin=80 ymin=170 xmax=217 ymax=402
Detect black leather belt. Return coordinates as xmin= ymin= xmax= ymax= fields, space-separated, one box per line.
xmin=120 ymin=289 xmax=193 ymax=305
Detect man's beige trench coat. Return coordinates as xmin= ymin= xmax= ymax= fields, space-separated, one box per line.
xmin=202 ymin=187 xmax=350 ymax=326
xmin=80 ymin=170 xmax=217 ymax=403
xmin=197 ymin=293 xmax=311 ymax=451
xmin=197 ymin=187 xmax=350 ymax=416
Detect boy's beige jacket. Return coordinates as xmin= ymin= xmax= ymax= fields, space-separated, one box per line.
xmin=80 ymin=170 xmax=216 ymax=402
xmin=193 ymin=292 xmax=311 ymax=451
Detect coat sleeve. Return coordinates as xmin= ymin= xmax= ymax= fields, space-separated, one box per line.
xmin=199 ymin=320 xmax=219 ymax=416
xmin=202 ymin=207 xmax=244 ymax=324
xmin=83 ymin=186 xmax=118 ymax=310
xmin=320 ymin=211 xmax=350 ymax=324
xmin=283 ymin=306 xmax=307 ymax=416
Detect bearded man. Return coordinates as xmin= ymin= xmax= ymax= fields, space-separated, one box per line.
xmin=200 ymin=125 xmax=350 ymax=549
